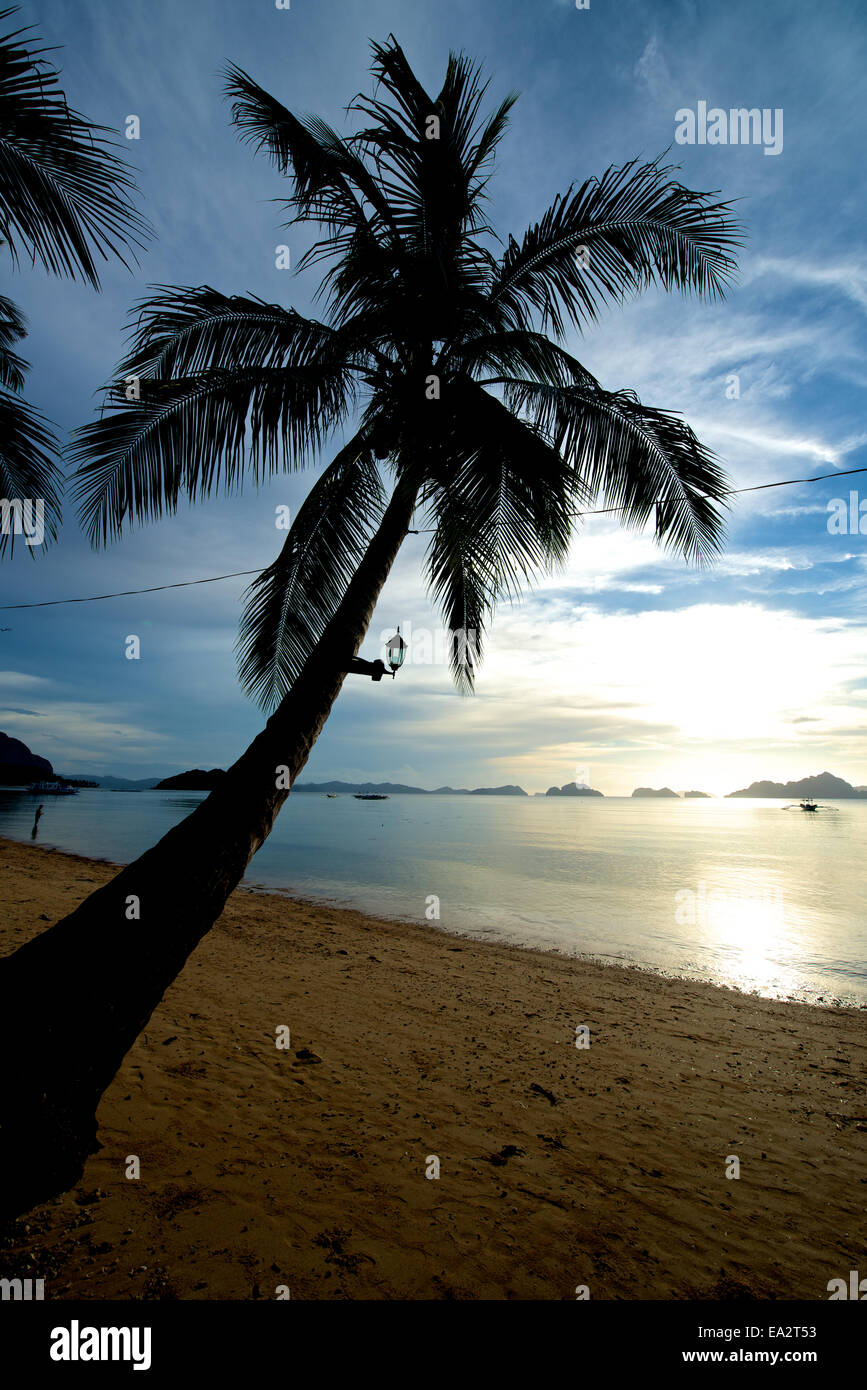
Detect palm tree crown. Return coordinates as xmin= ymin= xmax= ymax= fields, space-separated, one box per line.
xmin=70 ymin=36 xmax=743 ymax=697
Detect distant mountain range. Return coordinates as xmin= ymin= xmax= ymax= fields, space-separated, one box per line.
xmin=44 ymin=768 xmax=530 ymax=795
xmin=108 ymin=771 xmax=530 ymax=795
xmin=5 ymin=733 xmax=867 ymax=801
xmin=292 ymin=779 xmax=528 ymax=796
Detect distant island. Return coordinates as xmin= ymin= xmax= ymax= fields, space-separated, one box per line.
xmin=632 ymin=787 xmax=679 ymax=798
xmin=469 ymin=785 xmax=527 ymax=796
xmin=684 ymin=791 xmax=711 ymax=799
xmin=545 ymin=781 xmax=603 ymax=797
xmin=155 ymin=769 xmax=226 ymax=791
xmin=727 ymin=772 xmax=867 ymax=800
xmin=0 ymin=731 xmax=55 ymax=786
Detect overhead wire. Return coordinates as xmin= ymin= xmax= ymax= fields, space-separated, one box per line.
xmin=2 ymin=463 xmax=865 ymax=611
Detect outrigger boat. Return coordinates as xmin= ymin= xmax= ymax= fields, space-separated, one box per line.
xmin=782 ymin=797 xmax=835 ymax=813
xmin=354 ymin=793 xmax=389 ymax=800
xmin=28 ymin=780 xmax=79 ymax=795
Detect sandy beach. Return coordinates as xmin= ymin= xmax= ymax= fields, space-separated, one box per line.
xmin=1 ymin=834 xmax=864 ymax=1300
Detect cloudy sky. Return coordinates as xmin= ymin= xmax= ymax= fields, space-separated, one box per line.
xmin=2 ymin=0 xmax=866 ymax=795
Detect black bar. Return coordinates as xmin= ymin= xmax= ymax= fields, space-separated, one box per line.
xmin=0 ymin=1298 xmax=860 ymax=1375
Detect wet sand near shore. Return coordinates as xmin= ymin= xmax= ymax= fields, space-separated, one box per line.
xmin=1 ymin=835 xmax=864 ymax=1300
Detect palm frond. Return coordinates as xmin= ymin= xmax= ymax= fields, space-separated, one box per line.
xmin=447 ymin=328 xmax=594 ymax=386
xmin=351 ymin=36 xmax=501 ymax=250
xmin=236 ymin=433 xmax=387 ymax=709
xmin=224 ymin=62 xmax=407 ymax=329
xmin=491 ymin=156 xmax=743 ymax=336
xmin=69 ymin=362 xmax=354 ymax=546
xmin=120 ymin=284 xmax=365 ymax=380
xmin=507 ymin=377 xmax=729 ymax=563
xmin=0 ymin=6 xmax=150 ymax=286
xmin=224 ymin=63 xmax=394 ymax=236
xmin=425 ymin=494 xmax=495 ymax=694
xmin=422 ymin=379 xmax=579 ymax=688
xmin=0 ymin=291 xmax=27 ymax=390
xmin=464 ymin=90 xmax=518 ymax=184
xmin=0 ymin=383 xmax=61 ymax=556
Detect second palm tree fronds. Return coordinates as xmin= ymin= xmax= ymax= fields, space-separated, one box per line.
xmin=0 ymin=5 xmax=149 ymax=555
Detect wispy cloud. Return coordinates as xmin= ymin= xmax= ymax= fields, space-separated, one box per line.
xmin=634 ymin=36 xmax=675 ymax=102
xmin=748 ymin=256 xmax=867 ymax=315
xmin=0 ymin=672 xmax=52 ymax=691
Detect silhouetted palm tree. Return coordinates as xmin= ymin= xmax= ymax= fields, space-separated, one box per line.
xmin=0 ymin=5 xmax=148 ymax=555
xmin=0 ymin=37 xmax=741 ymax=1218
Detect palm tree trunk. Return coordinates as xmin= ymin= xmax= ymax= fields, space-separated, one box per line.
xmin=0 ymin=475 xmax=419 ymax=1221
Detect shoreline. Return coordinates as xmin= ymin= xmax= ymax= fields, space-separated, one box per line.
xmin=1 ymin=835 xmax=865 ymax=1300
xmin=5 ymin=829 xmax=860 ymax=1010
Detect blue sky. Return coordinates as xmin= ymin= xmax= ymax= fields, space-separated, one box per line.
xmin=1 ymin=0 xmax=866 ymax=795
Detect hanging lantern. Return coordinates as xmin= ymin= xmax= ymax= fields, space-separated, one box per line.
xmin=386 ymin=627 xmax=407 ymax=675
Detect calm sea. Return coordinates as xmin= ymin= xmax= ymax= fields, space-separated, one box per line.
xmin=1 ymin=788 xmax=865 ymax=1007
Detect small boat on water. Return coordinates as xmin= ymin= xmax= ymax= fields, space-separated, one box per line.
xmin=354 ymin=793 xmax=389 ymax=800
xmin=326 ymin=793 xmax=339 ymax=798
xmin=28 ymin=780 xmax=79 ymax=795
xmin=782 ymin=797 xmax=836 ymax=813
